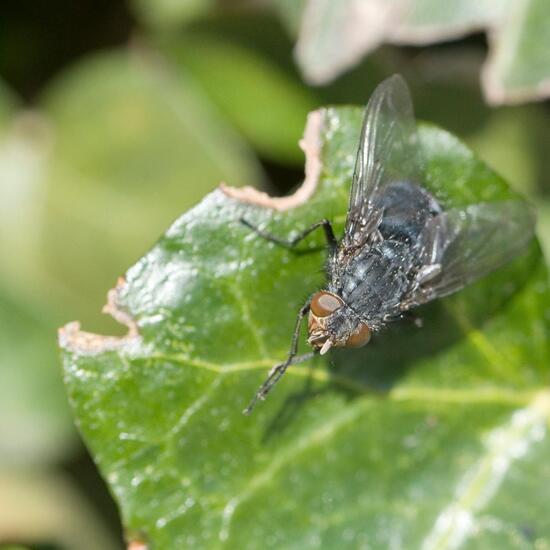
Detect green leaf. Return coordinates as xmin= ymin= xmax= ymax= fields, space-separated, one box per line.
xmin=291 ymin=0 xmax=505 ymax=84
xmin=390 ymin=0 xmax=507 ymax=42
xmin=0 ymin=49 xmax=261 ymax=329
xmin=0 ymin=49 xmax=260 ymax=467
xmin=482 ymin=0 xmax=550 ymax=104
xmin=0 ymin=78 xmax=18 ymax=129
xmin=291 ymin=0 xmax=550 ymax=104
xmin=0 ymin=86 xmax=76 ymax=465
xmin=0 ymin=292 xmax=74 ymax=465
xmin=466 ymin=105 xmax=542 ymax=196
xmin=131 ymin=0 xmax=215 ymax=29
xmin=538 ymin=201 xmax=550 ymax=261
xmin=294 ymin=0 xmax=390 ymax=85
xmin=164 ymin=34 xmax=318 ymax=164
xmin=272 ymin=0 xmax=308 ymax=36
xmin=60 ymin=107 xmax=550 ymax=548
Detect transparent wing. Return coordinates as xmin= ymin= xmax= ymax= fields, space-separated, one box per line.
xmin=411 ymin=200 xmax=536 ymax=305
xmin=344 ymin=74 xmax=422 ymax=247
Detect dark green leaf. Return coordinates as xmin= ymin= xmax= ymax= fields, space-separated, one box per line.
xmin=272 ymin=0 xmax=307 ymax=36
xmin=61 ymin=107 xmax=550 ymax=548
xmin=0 ymin=78 xmax=18 ymax=129
xmin=131 ymin=0 xmax=215 ymax=29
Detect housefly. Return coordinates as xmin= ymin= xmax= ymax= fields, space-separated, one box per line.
xmin=242 ymin=74 xmax=535 ymax=415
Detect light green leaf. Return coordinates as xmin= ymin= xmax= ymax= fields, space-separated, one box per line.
xmin=390 ymin=0 xmax=509 ymax=43
xmin=0 ymin=292 xmax=74 ymax=465
xmin=1 ymin=49 xmax=261 ymax=328
xmin=291 ymin=0 xmax=550 ymax=104
xmin=482 ymin=0 xmax=550 ymax=104
xmin=0 ymin=88 xmax=75 ymax=465
xmin=293 ymin=0 xmax=504 ymax=84
xmin=292 ymin=0 xmax=505 ymax=84
xmin=61 ymin=107 xmax=549 ymax=548
xmin=294 ymin=0 xmax=395 ymax=85
xmin=538 ymin=201 xmax=550 ymax=261
xmin=0 ymin=49 xmax=260 ymax=467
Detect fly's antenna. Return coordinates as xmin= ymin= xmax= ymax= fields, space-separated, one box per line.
xmin=243 ymin=351 xmax=317 ymax=415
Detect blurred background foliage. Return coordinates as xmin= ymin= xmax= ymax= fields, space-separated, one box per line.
xmin=1 ymin=0 xmax=549 ymax=548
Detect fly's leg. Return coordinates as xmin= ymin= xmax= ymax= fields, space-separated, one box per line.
xmin=243 ymin=352 xmax=317 ymax=415
xmin=244 ymin=301 xmax=316 ymax=415
xmin=240 ymin=218 xmax=333 ymax=413
xmin=240 ymin=218 xmax=337 ymax=251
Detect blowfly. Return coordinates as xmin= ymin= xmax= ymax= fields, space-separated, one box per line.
xmin=242 ymin=74 xmax=535 ymax=414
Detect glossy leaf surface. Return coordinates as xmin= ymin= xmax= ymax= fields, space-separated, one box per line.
xmin=61 ymin=107 xmax=550 ymax=549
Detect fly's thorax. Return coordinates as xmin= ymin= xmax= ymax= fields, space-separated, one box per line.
xmin=307 ymin=291 xmax=371 ymax=354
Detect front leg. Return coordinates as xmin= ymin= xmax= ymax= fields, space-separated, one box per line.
xmin=244 ymin=300 xmax=316 ymax=415
xmin=240 ymin=218 xmax=337 ymax=252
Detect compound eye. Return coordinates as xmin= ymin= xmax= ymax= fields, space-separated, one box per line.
xmin=310 ymin=291 xmax=343 ymax=318
xmin=346 ymin=323 xmax=371 ymax=348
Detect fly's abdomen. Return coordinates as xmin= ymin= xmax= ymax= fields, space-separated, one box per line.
xmin=374 ymin=180 xmax=442 ymax=244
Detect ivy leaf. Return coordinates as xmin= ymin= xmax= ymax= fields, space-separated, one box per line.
xmin=291 ymin=0 xmax=550 ymax=105
xmin=60 ymin=107 xmax=550 ymax=548
xmin=0 ymin=49 xmax=260 ymax=464
xmin=292 ymin=0 xmax=508 ymax=85
xmin=482 ymin=0 xmax=550 ymax=104
xmin=5 ymin=49 xmax=261 ymax=327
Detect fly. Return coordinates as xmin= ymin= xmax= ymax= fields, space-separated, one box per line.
xmin=241 ymin=74 xmax=535 ymax=415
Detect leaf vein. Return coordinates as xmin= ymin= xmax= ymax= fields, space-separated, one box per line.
xmin=421 ymin=389 xmax=550 ymax=550
xmin=218 ymin=399 xmax=372 ymax=543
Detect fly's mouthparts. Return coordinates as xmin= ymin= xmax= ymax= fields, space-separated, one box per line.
xmin=319 ymin=340 xmax=333 ymax=355
xmin=307 ymin=333 xmax=327 ymax=347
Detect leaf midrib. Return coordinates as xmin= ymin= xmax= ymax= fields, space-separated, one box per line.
xmin=145 ymin=351 xmax=538 ymax=405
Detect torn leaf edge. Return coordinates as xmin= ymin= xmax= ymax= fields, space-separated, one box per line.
xmin=59 ymin=110 xmax=327 ymax=353
xmin=58 ymin=277 xmax=140 ymax=355
xmin=220 ymin=109 xmax=324 ymax=211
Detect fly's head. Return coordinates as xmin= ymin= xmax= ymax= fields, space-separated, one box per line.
xmin=307 ymin=291 xmax=371 ymax=354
